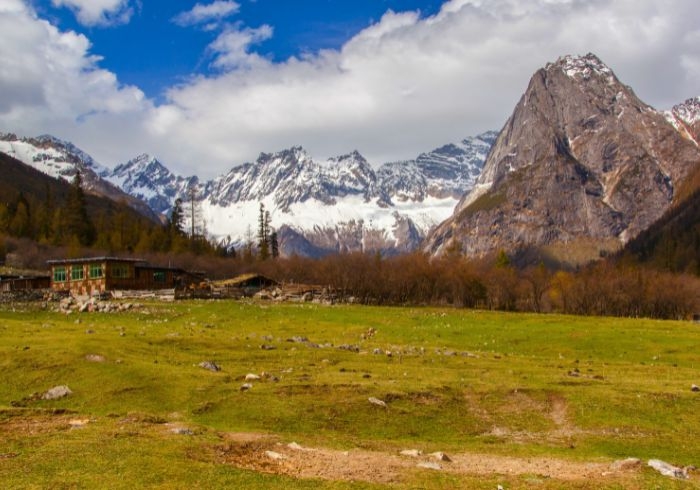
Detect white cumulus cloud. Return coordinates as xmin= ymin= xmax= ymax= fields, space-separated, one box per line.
xmin=51 ymin=0 xmax=133 ymax=27
xmin=1 ymin=0 xmax=700 ymax=179
xmin=172 ymin=1 xmax=240 ymax=27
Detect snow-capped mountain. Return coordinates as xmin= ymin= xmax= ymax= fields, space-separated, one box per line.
xmin=102 ymin=154 xmax=199 ymax=215
xmin=100 ymin=132 xmax=496 ymax=256
xmin=0 ymin=133 xmax=159 ymax=221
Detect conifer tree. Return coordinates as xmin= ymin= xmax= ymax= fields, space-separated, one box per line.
xmin=64 ymin=171 xmax=96 ymax=246
xmin=169 ymin=198 xmax=185 ymax=236
xmin=258 ymin=203 xmax=270 ymax=260
xmin=270 ymin=230 xmax=279 ymax=259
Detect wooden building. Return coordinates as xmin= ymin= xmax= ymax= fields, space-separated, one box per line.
xmin=0 ymin=275 xmax=50 ymax=292
xmin=47 ymin=257 xmax=202 ymax=295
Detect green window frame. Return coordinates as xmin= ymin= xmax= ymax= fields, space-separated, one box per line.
xmin=71 ymin=266 xmax=84 ymax=281
xmin=53 ymin=266 xmax=67 ymax=283
xmin=153 ymin=271 xmax=166 ymax=283
xmin=111 ymin=264 xmax=130 ymax=279
xmin=89 ymin=264 xmax=103 ymax=279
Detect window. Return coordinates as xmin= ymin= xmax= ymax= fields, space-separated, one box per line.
xmin=89 ymin=264 xmax=103 ymax=279
xmin=53 ymin=266 xmax=66 ymax=282
xmin=153 ymin=271 xmax=166 ymax=283
xmin=111 ymin=264 xmax=130 ymax=279
xmin=71 ymin=266 xmax=84 ymax=281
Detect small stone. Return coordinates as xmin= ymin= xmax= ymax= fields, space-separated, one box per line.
xmin=429 ymin=451 xmax=452 ymax=462
xmin=85 ymin=354 xmax=106 ymax=363
xmin=42 ymin=385 xmax=72 ymax=400
xmin=691 ymin=384 xmax=699 ymax=392
xmin=69 ymin=419 xmax=90 ymax=428
xmin=287 ymin=442 xmax=308 ymax=451
xmin=400 ymin=449 xmax=422 ymax=457
xmin=240 ymin=383 xmax=253 ymax=391
xmin=170 ymin=427 xmax=193 ymax=435
xmin=260 ymin=344 xmax=276 ymax=350
xmin=198 ymin=361 xmax=221 ymax=372
xmin=417 ymin=462 xmax=441 ymax=470
xmin=368 ymin=397 xmax=387 ymax=408
xmin=265 ymin=450 xmax=285 ymax=460
xmin=245 ymin=373 xmax=261 ymax=381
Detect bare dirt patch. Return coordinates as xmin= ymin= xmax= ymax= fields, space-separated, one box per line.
xmin=214 ymin=432 xmax=641 ymax=485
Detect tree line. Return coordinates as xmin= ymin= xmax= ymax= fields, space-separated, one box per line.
xmin=0 ymin=173 xmax=231 ymax=258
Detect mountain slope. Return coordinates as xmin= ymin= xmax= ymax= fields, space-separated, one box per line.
xmin=426 ymin=54 xmax=700 ymax=264
xmin=621 ymin=187 xmax=700 ymax=274
xmin=0 ymin=133 xmax=160 ymax=221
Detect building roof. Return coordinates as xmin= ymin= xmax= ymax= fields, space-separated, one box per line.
xmin=47 ymin=257 xmax=147 ymax=265
xmin=211 ymin=273 xmax=277 ymax=288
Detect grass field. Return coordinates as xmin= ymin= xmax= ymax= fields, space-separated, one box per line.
xmin=1 ymin=300 xmax=699 ymax=489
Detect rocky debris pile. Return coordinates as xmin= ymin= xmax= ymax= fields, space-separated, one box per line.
xmin=57 ymin=296 xmax=141 ymax=314
xmin=0 ymin=289 xmax=51 ymax=303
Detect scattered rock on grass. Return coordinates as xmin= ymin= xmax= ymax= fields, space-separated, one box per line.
xmin=429 ymin=451 xmax=452 ymax=462
xmin=42 ymin=385 xmax=72 ymax=400
xmin=648 ymin=459 xmax=689 ymax=479
xmin=245 ymin=373 xmax=261 ymax=381
xmin=240 ymin=383 xmax=253 ymax=391
xmin=265 ymin=450 xmax=285 ymax=460
xmin=691 ymin=384 xmax=699 ymax=392
xmin=417 ymin=462 xmax=441 ymax=470
xmin=368 ymin=397 xmax=387 ymax=408
xmin=170 ymin=427 xmax=193 ymax=435
xmin=85 ymin=354 xmax=105 ymax=363
xmin=198 ymin=361 xmax=221 ymax=372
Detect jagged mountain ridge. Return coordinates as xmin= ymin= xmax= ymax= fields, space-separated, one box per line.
xmin=0 ymin=133 xmax=160 ymax=222
xmin=426 ymin=53 xmax=700 ymax=264
xmin=93 ymin=133 xmax=494 ymax=256
xmin=0 ymin=130 xmax=495 ymax=256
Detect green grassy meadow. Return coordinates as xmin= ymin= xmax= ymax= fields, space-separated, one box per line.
xmin=1 ymin=300 xmax=699 ymax=488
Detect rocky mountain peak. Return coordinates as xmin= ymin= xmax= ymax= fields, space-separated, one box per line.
xmin=426 ymin=54 xmax=700 ymax=264
xmin=548 ymin=53 xmax=616 ymax=84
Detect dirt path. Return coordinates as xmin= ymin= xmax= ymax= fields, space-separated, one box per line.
xmin=215 ymin=432 xmax=639 ymax=486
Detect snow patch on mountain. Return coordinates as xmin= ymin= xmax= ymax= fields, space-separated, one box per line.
xmin=552 ymin=53 xmax=616 ymax=84
xmin=664 ymin=96 xmax=700 ymax=146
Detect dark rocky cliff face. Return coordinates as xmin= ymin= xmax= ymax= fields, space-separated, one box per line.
xmin=426 ymin=54 xmax=700 ymax=264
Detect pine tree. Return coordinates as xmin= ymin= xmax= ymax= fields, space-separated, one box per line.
xmin=64 ymin=172 xmax=96 ymax=246
xmin=169 ymin=198 xmax=185 ymax=236
xmin=270 ymin=230 xmax=279 ymax=259
xmin=258 ymin=203 xmax=270 ymax=260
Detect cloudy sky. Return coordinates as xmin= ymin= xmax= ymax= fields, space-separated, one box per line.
xmin=1 ymin=0 xmax=699 ymax=178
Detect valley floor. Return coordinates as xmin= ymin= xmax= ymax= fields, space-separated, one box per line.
xmin=0 ymin=300 xmax=698 ymax=489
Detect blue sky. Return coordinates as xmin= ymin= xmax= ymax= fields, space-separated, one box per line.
xmin=32 ymin=0 xmax=442 ymax=101
xmin=2 ymin=1 xmax=700 ymax=177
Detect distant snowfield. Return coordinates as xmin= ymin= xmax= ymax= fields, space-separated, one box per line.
xmin=202 ymin=194 xmax=458 ymax=244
